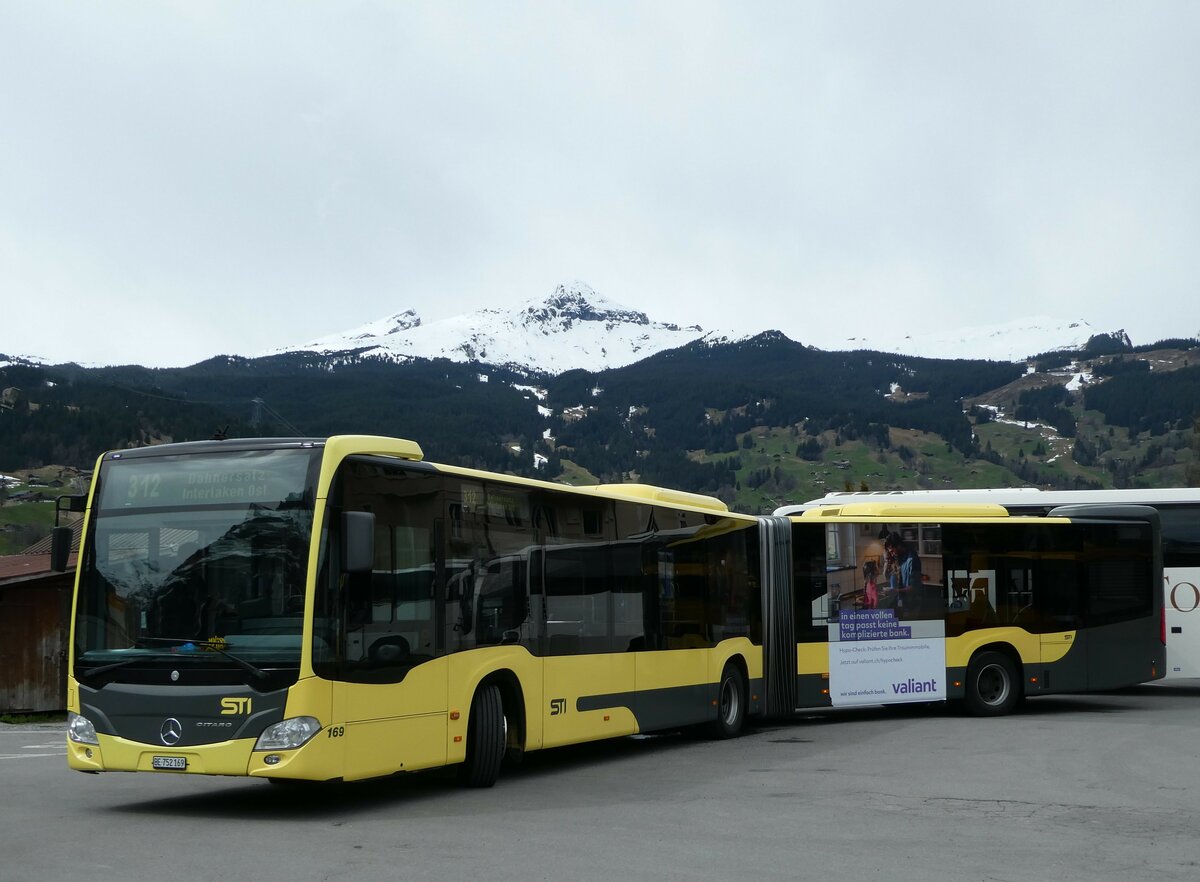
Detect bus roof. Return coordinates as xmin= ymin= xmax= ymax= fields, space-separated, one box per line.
xmin=103 ymin=434 xmax=735 ymax=518
xmin=776 ymin=486 xmax=1200 ymax=516
xmin=796 ymin=502 xmax=1014 ymax=521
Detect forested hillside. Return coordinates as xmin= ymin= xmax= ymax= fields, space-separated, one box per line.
xmin=3 ymin=334 xmax=1198 ymax=514
xmin=1 ymin=353 xmax=546 ymax=476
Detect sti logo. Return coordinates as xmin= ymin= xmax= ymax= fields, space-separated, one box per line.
xmin=550 ymin=698 xmax=566 ymax=716
xmin=220 ymin=697 xmax=252 ymax=715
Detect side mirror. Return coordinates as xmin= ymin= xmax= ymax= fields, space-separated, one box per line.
xmin=341 ymin=511 xmax=375 ymax=573
xmin=50 ymin=526 xmax=73 ymax=572
xmin=55 ymin=494 xmax=87 ymax=521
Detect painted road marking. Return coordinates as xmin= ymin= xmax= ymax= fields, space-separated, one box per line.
xmin=0 ymin=742 xmax=67 ymax=760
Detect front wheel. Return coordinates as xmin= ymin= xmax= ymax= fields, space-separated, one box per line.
xmin=459 ymin=684 xmax=505 ymax=787
xmin=964 ymin=651 xmax=1021 ymax=716
xmin=707 ymin=662 xmax=748 ymax=739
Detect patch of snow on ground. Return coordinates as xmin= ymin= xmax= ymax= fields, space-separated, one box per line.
xmin=538 ymin=405 xmax=553 ymax=418
xmin=992 ymin=415 xmax=1060 ymax=438
xmin=514 ymin=384 xmax=548 ymax=400
xmin=1065 ymin=372 xmax=1091 ymax=392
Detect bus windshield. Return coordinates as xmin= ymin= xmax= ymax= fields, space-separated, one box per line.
xmin=73 ymin=448 xmax=320 ymax=686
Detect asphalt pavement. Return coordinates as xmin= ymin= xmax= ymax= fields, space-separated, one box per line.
xmin=2 ymin=682 xmax=1197 ymax=882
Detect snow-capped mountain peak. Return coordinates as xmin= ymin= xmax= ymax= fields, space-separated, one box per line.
xmin=512 ymin=281 xmax=704 ymax=336
xmin=267 ymin=282 xmax=721 ymax=374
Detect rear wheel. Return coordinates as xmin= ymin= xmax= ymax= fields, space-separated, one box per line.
xmin=964 ymin=651 xmax=1021 ymax=716
xmin=707 ymin=662 xmax=748 ymax=739
xmin=459 ymin=683 xmax=505 ymax=788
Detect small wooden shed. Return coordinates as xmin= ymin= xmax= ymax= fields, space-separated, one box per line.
xmin=0 ymin=549 xmax=77 ymax=714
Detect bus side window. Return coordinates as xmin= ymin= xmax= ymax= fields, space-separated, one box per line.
xmin=1083 ymin=524 xmax=1153 ymax=626
xmin=444 ymin=478 xmax=536 ymax=653
xmin=1034 ymin=558 xmax=1080 ymax=629
xmin=329 ymin=459 xmax=443 ymax=682
xmin=544 ymin=545 xmax=608 ymax=654
xmin=474 ymin=555 xmax=528 ymax=644
xmin=1160 ymin=505 xmax=1200 ymax=568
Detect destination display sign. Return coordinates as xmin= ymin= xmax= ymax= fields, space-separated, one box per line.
xmin=99 ymin=449 xmax=315 ymax=510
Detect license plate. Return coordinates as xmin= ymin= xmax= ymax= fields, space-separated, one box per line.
xmin=152 ymin=755 xmax=187 ymax=771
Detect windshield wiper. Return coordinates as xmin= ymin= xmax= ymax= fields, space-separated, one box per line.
xmin=134 ymin=636 xmax=272 ymax=683
xmin=77 ymin=637 xmax=274 ymax=684
xmin=77 ymin=655 xmax=163 ymax=680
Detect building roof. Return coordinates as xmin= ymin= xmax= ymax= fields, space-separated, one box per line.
xmin=20 ymin=518 xmax=83 ymax=555
xmin=0 ymin=552 xmax=77 ymax=585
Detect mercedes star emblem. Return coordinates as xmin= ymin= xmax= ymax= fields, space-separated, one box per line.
xmin=160 ymin=718 xmax=183 ymax=746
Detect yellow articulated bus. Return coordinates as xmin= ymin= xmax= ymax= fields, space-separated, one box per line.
xmin=62 ymin=436 xmax=1163 ymax=786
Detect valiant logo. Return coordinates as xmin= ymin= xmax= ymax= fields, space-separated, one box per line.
xmin=892 ymin=678 xmax=938 ymax=695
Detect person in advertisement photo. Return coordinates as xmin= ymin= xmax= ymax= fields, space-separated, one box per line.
xmin=879 ymin=530 xmax=924 ymax=619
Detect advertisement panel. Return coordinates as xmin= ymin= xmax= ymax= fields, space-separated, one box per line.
xmin=826 ymin=520 xmax=947 ymax=707
xmin=828 ymin=609 xmax=946 ymax=707
xmin=1165 ymin=566 xmax=1200 ymax=678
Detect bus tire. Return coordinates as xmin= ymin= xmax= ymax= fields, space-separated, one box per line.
xmin=460 ymin=683 xmax=505 ymax=788
xmin=707 ymin=662 xmax=748 ymax=739
xmin=964 ymin=651 xmax=1021 ymax=716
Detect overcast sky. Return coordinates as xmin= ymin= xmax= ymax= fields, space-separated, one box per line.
xmin=3 ymin=2 xmax=1198 ymax=367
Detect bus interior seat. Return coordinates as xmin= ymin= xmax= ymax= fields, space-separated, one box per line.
xmin=367 ymin=634 xmax=410 ymax=665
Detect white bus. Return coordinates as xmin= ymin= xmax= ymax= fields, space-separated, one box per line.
xmin=786 ymin=488 xmax=1199 ymax=679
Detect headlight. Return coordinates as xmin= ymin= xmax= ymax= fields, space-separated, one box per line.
xmin=67 ymin=711 xmax=98 ymax=745
xmin=254 ymin=716 xmax=322 ymax=751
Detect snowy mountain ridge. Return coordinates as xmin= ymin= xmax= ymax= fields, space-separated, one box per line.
xmin=268 ymin=281 xmax=733 ymax=374
xmin=267 ymin=282 xmax=1141 ymax=374
xmin=836 ymin=318 xmax=1129 ymax=363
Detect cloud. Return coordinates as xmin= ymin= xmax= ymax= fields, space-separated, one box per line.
xmin=2 ymin=2 xmax=1197 ymax=366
